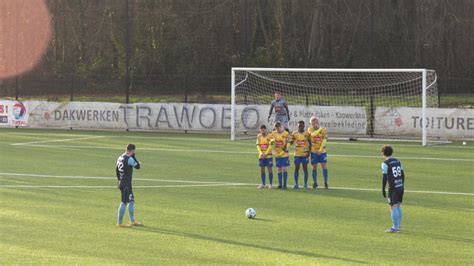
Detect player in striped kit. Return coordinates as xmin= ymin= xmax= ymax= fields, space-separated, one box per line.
xmin=273 ymin=122 xmax=290 ymax=189
xmin=256 ymin=125 xmax=274 ymax=189
xmin=308 ymin=116 xmax=329 ymax=189
xmin=290 ymin=121 xmax=311 ymax=189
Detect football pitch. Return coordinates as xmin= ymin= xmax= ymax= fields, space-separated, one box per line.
xmin=0 ymin=128 xmax=472 ymax=264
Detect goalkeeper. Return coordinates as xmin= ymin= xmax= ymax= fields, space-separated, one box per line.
xmin=268 ymin=91 xmax=290 ymax=131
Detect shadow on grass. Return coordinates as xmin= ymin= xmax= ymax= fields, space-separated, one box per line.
xmin=134 ymin=226 xmax=366 ymax=264
xmin=250 ymin=217 xmax=273 ymax=222
xmin=403 ymin=231 xmax=474 ymax=244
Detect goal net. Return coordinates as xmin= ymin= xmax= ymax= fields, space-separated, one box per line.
xmin=231 ymin=68 xmax=444 ymax=145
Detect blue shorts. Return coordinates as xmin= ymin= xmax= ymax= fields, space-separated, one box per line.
xmin=258 ymin=158 xmax=273 ymax=167
xmin=294 ymin=156 xmax=309 ymax=165
xmin=311 ymin=152 xmax=327 ymax=165
xmin=276 ymin=157 xmax=290 ymax=168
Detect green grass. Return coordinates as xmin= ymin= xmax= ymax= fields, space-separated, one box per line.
xmin=0 ymin=128 xmax=473 ymax=264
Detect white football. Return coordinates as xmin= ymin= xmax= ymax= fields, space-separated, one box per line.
xmin=245 ymin=208 xmax=256 ymax=219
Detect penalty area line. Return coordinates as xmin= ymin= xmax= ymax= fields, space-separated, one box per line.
xmin=10 ymin=136 xmax=106 ymax=146
xmin=13 ymin=143 xmax=474 ymax=162
xmin=0 ymin=185 xmax=472 ymax=196
xmin=331 ymin=187 xmax=474 ymax=196
xmin=0 ymin=173 xmax=472 ymax=196
xmin=0 ymin=172 xmax=245 ymax=185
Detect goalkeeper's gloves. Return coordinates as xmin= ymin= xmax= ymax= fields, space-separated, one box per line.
xmin=287 ymin=115 xmax=290 ymax=121
xmin=132 ymin=155 xmax=141 ymax=169
xmin=382 ymin=190 xmax=387 ymax=198
xmin=267 ymin=116 xmax=271 ymax=123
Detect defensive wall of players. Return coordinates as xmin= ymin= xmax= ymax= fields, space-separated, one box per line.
xmin=0 ymin=100 xmax=473 ymax=139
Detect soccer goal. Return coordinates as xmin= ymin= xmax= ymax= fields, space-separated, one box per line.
xmin=231 ymin=68 xmax=444 ymax=145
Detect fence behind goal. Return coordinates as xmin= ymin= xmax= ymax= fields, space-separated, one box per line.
xmin=231 ymin=68 xmax=443 ymax=145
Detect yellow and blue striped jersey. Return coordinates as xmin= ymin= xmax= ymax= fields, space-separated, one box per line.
xmin=256 ymin=133 xmax=273 ymax=158
xmin=291 ymin=131 xmax=311 ymax=156
xmin=308 ymin=127 xmax=327 ymax=153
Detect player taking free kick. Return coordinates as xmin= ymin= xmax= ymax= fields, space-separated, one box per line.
xmin=116 ymin=144 xmax=143 ymax=227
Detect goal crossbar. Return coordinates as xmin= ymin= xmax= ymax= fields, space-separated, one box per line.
xmin=231 ymin=68 xmax=438 ymax=146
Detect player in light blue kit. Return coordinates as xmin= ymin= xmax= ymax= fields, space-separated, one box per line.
xmin=381 ymin=145 xmax=405 ymax=233
xmin=116 ymin=144 xmax=143 ymax=227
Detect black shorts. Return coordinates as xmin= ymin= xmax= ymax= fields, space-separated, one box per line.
xmin=388 ymin=189 xmax=404 ymax=206
xmin=119 ymin=185 xmax=134 ymax=203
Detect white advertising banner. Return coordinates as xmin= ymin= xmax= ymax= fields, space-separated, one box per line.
xmin=271 ymin=105 xmax=367 ymax=134
xmin=0 ymin=100 xmax=30 ymax=127
xmin=2 ymin=100 xmax=472 ymax=139
xmin=0 ymin=100 xmax=367 ymax=134
xmin=375 ymin=107 xmax=474 ymax=139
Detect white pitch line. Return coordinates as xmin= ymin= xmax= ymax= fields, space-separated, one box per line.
xmin=0 ymin=132 xmax=100 ymax=137
xmin=330 ymin=154 xmax=474 ymax=162
xmin=329 ymin=141 xmax=474 ymax=149
xmin=0 ymin=172 xmax=242 ymax=185
xmin=14 ymin=144 xmax=474 ymax=162
xmin=0 ymin=131 xmax=227 ymax=142
xmin=21 ymin=144 xmax=252 ymax=154
xmin=2 ymin=130 xmax=472 ymax=148
xmin=10 ymin=136 xmax=105 ymax=146
xmin=0 ymin=183 xmax=248 ymax=189
xmin=3 ymin=130 xmax=473 ymax=148
xmin=330 ymin=187 xmax=474 ymax=196
xmin=402 ymin=189 xmax=474 ymax=196
xmin=0 ymin=183 xmax=472 ymax=196
xmin=0 ymin=172 xmax=473 ymax=196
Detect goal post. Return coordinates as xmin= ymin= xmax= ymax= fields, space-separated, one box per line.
xmin=230 ymin=68 xmax=441 ymax=145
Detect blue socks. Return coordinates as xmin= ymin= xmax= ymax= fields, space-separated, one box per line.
xmin=128 ymin=202 xmax=135 ymax=222
xmin=398 ymin=208 xmax=402 ymax=229
xmin=260 ymin=173 xmax=266 ymax=185
xmin=303 ymin=170 xmax=308 ymax=187
xmin=311 ymin=169 xmax=328 ymax=186
xmin=395 ymin=207 xmax=402 ymax=229
xmin=391 ymin=209 xmax=397 ymax=229
xmin=118 ymin=202 xmax=137 ymax=224
xmin=277 ymin=172 xmax=288 ymax=187
xmin=269 ymin=172 xmax=273 ymax=185
xmin=390 ymin=207 xmax=402 ymax=230
xmin=312 ymin=169 xmax=317 ymax=186
xmin=118 ymin=202 xmax=126 ymax=224
xmin=295 ymin=168 xmax=309 ymax=187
